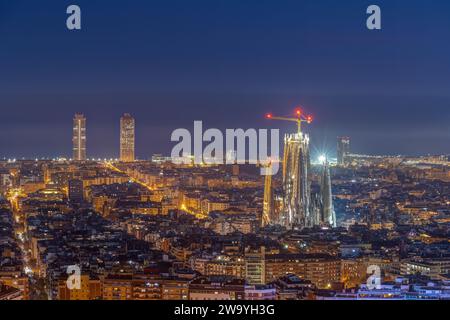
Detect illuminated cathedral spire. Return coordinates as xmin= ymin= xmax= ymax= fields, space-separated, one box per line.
xmin=266 ymin=108 xmax=314 ymax=229
xmin=262 ymin=162 xmax=274 ymax=227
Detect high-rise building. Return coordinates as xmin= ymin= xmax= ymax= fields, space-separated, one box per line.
xmin=310 ymin=188 xmax=322 ymax=227
xmin=58 ymin=275 xmax=101 ymax=300
xmin=68 ymin=179 xmax=84 ymax=203
xmin=245 ymin=247 xmax=266 ymax=285
xmin=320 ymin=159 xmax=336 ymax=228
xmin=337 ymin=136 xmax=350 ymax=165
xmin=73 ymin=113 xmax=86 ymax=161
xmin=262 ymin=164 xmax=273 ymax=227
xmin=282 ymin=132 xmax=311 ymax=228
xmin=120 ymin=113 xmax=135 ymax=162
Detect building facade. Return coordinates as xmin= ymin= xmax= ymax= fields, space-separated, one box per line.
xmin=320 ymin=160 xmax=337 ymax=227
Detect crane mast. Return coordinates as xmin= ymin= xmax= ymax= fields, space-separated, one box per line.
xmin=265 ymin=108 xmax=313 ymax=134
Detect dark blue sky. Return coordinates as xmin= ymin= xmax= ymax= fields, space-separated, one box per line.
xmin=0 ymin=0 xmax=449 ymax=158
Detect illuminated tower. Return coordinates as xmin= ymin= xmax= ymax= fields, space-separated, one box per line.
xmin=73 ymin=113 xmax=86 ymax=161
xmin=337 ymin=136 xmax=350 ymax=166
xmin=266 ymin=109 xmax=313 ymax=229
xmin=282 ymin=132 xmax=311 ymax=227
xmin=120 ymin=113 xmax=135 ymax=162
xmin=68 ymin=179 xmax=84 ymax=204
xmin=262 ymin=163 xmax=274 ymax=227
xmin=320 ymin=158 xmax=336 ymax=227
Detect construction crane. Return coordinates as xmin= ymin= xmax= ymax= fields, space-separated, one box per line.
xmin=265 ymin=108 xmax=313 ymax=134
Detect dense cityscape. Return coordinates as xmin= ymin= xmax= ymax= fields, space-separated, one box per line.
xmin=0 ymin=112 xmax=449 ymax=301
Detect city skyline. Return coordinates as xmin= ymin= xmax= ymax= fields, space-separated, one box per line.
xmin=1 ymin=0 xmax=449 ymax=307
xmin=0 ymin=110 xmax=448 ymax=160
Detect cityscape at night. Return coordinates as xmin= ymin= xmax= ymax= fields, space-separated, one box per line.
xmin=0 ymin=0 xmax=449 ymax=309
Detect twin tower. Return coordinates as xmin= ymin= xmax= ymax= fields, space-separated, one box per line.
xmin=263 ymin=109 xmax=337 ymax=230
xmin=72 ymin=113 xmax=135 ymax=162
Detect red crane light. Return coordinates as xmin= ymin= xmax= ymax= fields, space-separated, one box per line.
xmin=306 ymin=115 xmax=313 ymax=124
xmin=266 ymin=113 xmax=273 ymax=119
xmin=295 ymin=108 xmax=302 ymax=116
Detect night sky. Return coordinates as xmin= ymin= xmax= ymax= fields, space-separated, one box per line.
xmin=0 ymin=0 xmax=449 ymax=159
